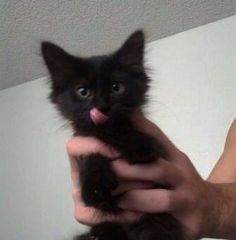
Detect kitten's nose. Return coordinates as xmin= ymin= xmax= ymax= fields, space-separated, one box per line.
xmin=96 ymin=101 xmax=110 ymax=114
xmin=97 ymin=105 xmax=110 ymax=114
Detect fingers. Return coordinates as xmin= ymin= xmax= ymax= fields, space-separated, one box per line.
xmin=74 ymin=205 xmax=142 ymax=225
xmin=118 ymin=189 xmax=174 ymax=213
xmin=66 ymin=115 xmax=187 ymax=225
xmin=67 ymin=137 xmax=144 ymax=225
xmin=66 ymin=137 xmax=120 ymax=159
xmin=72 ymin=188 xmax=141 ymax=225
xmin=112 ymin=158 xmax=182 ymax=186
xmin=112 ymin=180 xmax=154 ymax=195
xmin=131 ymin=113 xmax=183 ymax=160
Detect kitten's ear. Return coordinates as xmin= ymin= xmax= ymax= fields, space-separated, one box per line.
xmin=41 ymin=42 xmax=76 ymax=85
xmin=116 ymin=30 xmax=145 ymax=68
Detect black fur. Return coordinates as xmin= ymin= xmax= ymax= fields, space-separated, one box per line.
xmin=42 ymin=30 xmax=184 ymax=240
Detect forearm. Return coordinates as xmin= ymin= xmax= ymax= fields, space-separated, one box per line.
xmin=208 ymin=119 xmax=236 ymax=183
xmin=203 ymin=120 xmax=236 ymax=238
xmin=202 ymin=182 xmax=236 ymax=239
xmin=208 ymin=151 xmax=236 ymax=183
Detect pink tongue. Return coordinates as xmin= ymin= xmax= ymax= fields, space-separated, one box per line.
xmin=90 ymin=108 xmax=109 ymax=125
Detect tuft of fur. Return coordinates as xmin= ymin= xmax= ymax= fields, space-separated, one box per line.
xmin=42 ymin=30 xmax=184 ymax=240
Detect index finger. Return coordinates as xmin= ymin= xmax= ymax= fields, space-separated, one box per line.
xmin=66 ymin=136 xmax=120 ymax=159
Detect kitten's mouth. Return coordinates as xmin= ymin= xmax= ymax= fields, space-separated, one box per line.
xmin=90 ymin=108 xmax=110 ymax=125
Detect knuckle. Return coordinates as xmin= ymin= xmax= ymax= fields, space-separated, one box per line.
xmin=74 ymin=210 xmax=84 ymax=223
xmin=66 ymin=138 xmax=77 ymax=153
xmin=66 ymin=137 xmax=89 ymax=153
xmin=73 ymin=205 xmax=88 ymax=224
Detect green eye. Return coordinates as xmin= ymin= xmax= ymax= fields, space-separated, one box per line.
xmin=76 ymin=87 xmax=91 ymax=99
xmin=111 ymin=82 xmax=125 ymax=94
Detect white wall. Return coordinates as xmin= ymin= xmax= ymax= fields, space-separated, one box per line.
xmin=1 ymin=15 xmax=236 ymax=240
xmin=0 ymin=79 xmax=87 ymax=240
xmin=146 ymin=15 xmax=236 ymax=178
xmin=2 ymin=0 xmax=236 ymax=90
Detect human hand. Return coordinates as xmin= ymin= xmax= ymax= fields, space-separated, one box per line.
xmin=67 ymin=136 xmax=147 ymax=225
xmin=66 ymin=114 xmax=218 ymax=239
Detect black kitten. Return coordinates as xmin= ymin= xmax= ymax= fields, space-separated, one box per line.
xmin=42 ymin=30 xmax=184 ymax=240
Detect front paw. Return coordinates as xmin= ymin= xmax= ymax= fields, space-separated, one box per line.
xmin=79 ymin=153 xmax=118 ymax=210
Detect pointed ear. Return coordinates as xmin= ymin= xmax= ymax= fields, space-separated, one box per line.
xmin=41 ymin=42 xmax=76 ymax=86
xmin=116 ymin=30 xmax=145 ymax=68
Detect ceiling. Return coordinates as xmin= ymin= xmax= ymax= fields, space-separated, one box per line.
xmin=1 ymin=0 xmax=236 ymax=90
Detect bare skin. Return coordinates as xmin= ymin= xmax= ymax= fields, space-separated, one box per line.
xmin=66 ymin=116 xmax=236 ymax=239
xmin=208 ymin=119 xmax=236 ymax=183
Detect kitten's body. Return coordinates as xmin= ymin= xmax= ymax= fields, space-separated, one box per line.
xmin=42 ymin=31 xmax=184 ymax=240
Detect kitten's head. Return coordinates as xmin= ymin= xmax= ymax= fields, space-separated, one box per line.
xmin=41 ymin=30 xmax=150 ymax=132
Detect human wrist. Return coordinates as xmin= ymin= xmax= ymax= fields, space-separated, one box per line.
xmin=199 ymin=182 xmax=236 ymax=239
xmin=195 ymin=182 xmax=221 ymax=238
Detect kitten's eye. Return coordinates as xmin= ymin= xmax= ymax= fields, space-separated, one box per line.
xmin=111 ymin=82 xmax=125 ymax=94
xmin=76 ymin=87 xmax=91 ymax=99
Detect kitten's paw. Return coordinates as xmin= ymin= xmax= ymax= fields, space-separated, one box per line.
xmin=79 ymin=154 xmax=118 ymax=210
xmin=83 ymin=172 xmax=117 ymax=206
